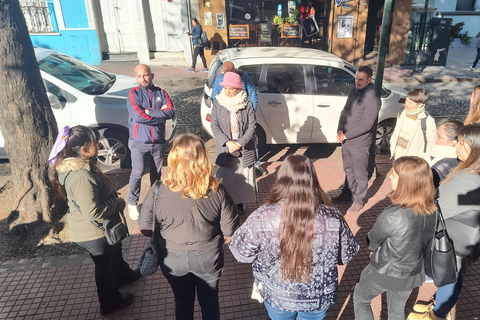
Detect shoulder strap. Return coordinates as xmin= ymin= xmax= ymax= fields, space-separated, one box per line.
xmin=151 ymin=180 xmax=162 ymax=234
xmin=421 ymin=113 xmax=428 ymax=154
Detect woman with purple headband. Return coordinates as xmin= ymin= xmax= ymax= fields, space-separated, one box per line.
xmin=49 ymin=125 xmax=140 ymax=315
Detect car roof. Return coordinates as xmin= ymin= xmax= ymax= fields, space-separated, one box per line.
xmin=34 ymin=47 xmax=56 ymax=61
xmin=218 ymin=47 xmax=346 ymax=64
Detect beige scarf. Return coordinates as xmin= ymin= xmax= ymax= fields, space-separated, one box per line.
xmin=216 ymin=89 xmax=249 ymax=134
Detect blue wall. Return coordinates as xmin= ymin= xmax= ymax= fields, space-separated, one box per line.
xmin=30 ymin=0 xmax=102 ymax=65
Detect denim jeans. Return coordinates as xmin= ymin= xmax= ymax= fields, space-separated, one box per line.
xmin=128 ymin=141 xmax=164 ymax=205
xmin=77 ymin=238 xmax=131 ymax=308
xmin=433 ymin=272 xmax=463 ymax=318
xmin=353 ymin=265 xmax=412 ymax=320
xmin=473 ymin=48 xmax=480 ymax=68
xmin=160 ymin=247 xmax=224 ymax=320
xmin=264 ymin=302 xmax=328 ymax=320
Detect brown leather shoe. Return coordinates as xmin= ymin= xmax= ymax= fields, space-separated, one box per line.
xmin=346 ymin=203 xmax=363 ymax=215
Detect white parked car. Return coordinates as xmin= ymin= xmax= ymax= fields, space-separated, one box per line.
xmin=0 ymin=48 xmax=176 ymax=169
xmin=200 ymin=47 xmax=406 ymax=152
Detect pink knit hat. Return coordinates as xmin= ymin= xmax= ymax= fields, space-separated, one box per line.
xmin=220 ymin=72 xmax=243 ymax=89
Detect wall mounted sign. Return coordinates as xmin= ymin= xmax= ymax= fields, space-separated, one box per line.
xmin=335 ymin=0 xmax=352 ymax=6
xmin=281 ymin=24 xmax=301 ymax=38
xmin=204 ymin=12 xmax=213 ymax=26
xmin=229 ymin=25 xmax=249 ymax=39
xmin=216 ymin=13 xmax=225 ymax=30
xmin=337 ymin=15 xmax=354 ymax=38
xmin=260 ymin=23 xmax=272 ymax=42
xmin=342 ymin=2 xmax=351 ymax=9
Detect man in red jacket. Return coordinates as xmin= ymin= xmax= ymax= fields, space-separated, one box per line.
xmin=126 ymin=64 xmax=175 ymax=220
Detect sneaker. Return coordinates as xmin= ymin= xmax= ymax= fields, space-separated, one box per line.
xmin=99 ymin=292 xmax=134 ymax=315
xmin=256 ymin=165 xmax=268 ymax=176
xmin=236 ymin=203 xmax=245 ymax=214
xmin=128 ymin=203 xmax=139 ymax=221
xmin=469 ymin=66 xmax=475 ymax=71
xmin=200 ymin=68 xmax=208 ymax=72
xmin=407 ymin=308 xmax=450 ymax=320
xmin=332 ymin=189 xmax=352 ymax=202
xmin=413 ymin=301 xmax=434 ymax=313
xmin=187 ymin=68 xmax=195 ymax=73
xmin=346 ymin=203 xmax=364 ymax=215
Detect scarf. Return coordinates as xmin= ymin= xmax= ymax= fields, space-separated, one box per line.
xmin=216 ymin=89 xmax=249 ymax=134
xmin=406 ymin=104 xmax=425 ymax=117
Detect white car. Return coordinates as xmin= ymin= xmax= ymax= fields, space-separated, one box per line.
xmin=0 ymin=48 xmax=176 ymax=169
xmin=201 ymin=47 xmax=406 ymax=152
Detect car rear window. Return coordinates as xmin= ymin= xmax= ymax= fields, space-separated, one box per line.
xmin=314 ymin=66 xmax=355 ymax=96
xmin=237 ymin=65 xmax=262 ymax=88
xmin=264 ymin=64 xmax=306 ymax=94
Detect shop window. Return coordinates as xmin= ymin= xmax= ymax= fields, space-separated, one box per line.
xmin=314 ymin=66 xmax=354 ymax=96
xmin=228 ymin=0 xmax=293 ymax=23
xmin=237 ymin=65 xmax=262 ymax=88
xmin=456 ymin=0 xmax=475 ymax=11
xmin=264 ymin=64 xmax=305 ymax=94
xmin=20 ymin=0 xmax=58 ymax=33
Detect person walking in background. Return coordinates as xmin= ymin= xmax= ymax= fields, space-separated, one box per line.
xmin=353 ymin=156 xmax=437 ymax=320
xmin=211 ymin=61 xmax=267 ymax=176
xmin=300 ymin=0 xmax=317 ymax=46
xmin=463 ymin=84 xmax=480 ymax=125
xmin=389 ymin=88 xmax=436 ymax=161
xmin=430 ymin=119 xmax=463 ymax=188
xmin=187 ymin=18 xmax=208 ymax=73
xmin=138 ymin=134 xmax=238 ymax=320
xmin=336 ymin=65 xmax=381 ymax=214
xmin=411 ymin=124 xmax=480 ymax=320
xmin=469 ymin=30 xmax=480 ymax=71
xmin=229 ymin=154 xmax=359 ymax=320
xmin=50 ymin=126 xmax=140 ymax=315
xmin=211 ymin=72 xmax=257 ymax=214
xmin=126 ymin=64 xmax=175 ymax=220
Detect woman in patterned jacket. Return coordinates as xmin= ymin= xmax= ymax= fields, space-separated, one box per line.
xmin=229 ymin=154 xmax=359 ymax=320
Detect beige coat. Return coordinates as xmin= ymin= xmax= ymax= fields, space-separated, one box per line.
xmin=56 ymin=158 xmax=124 ymax=242
xmin=390 ymin=109 xmax=437 ymax=161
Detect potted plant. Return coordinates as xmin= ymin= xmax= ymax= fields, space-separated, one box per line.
xmin=284 ymin=9 xmax=299 ymax=25
xmin=272 ymin=15 xmax=284 ymax=32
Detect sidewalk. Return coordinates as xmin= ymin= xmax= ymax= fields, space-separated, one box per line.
xmin=1 ymin=150 xmax=479 ymax=319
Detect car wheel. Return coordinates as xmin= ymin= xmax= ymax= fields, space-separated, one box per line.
xmin=376 ymin=119 xmax=396 ymax=154
xmin=97 ymin=128 xmax=131 ymax=170
xmin=255 ymin=125 xmax=266 ymax=152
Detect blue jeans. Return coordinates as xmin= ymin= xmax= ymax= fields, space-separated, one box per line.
xmin=264 ymin=301 xmax=328 ymax=320
xmin=128 ymin=141 xmax=164 ymax=205
xmin=473 ymin=48 xmax=480 ymax=68
xmin=433 ymin=272 xmax=463 ymax=318
xmin=160 ymin=247 xmax=224 ymax=320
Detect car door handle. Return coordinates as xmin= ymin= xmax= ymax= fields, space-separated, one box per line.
xmin=316 ymin=104 xmax=330 ymax=108
xmin=268 ymin=101 xmax=282 ymax=106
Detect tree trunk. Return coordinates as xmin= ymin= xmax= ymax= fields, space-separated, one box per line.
xmin=0 ymin=0 xmax=59 ymax=236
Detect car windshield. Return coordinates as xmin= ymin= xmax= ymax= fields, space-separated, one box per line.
xmin=38 ymin=52 xmax=115 ymax=95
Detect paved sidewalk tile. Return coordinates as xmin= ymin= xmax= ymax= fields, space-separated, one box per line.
xmin=0 ymin=149 xmax=479 ymax=319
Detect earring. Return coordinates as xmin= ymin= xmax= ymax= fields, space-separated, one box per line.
xmin=83 ymin=152 xmax=91 ymax=158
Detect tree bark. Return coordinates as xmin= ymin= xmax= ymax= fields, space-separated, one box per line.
xmin=0 ymin=0 xmax=59 ymax=235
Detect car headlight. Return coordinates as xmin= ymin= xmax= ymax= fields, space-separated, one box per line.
xmin=204 ymin=92 xmax=212 ymax=108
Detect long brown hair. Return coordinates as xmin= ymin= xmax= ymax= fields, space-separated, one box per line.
xmin=444 ymin=123 xmax=480 ymax=183
xmin=390 ymin=156 xmax=436 ymax=215
xmin=163 ymin=134 xmax=219 ymax=199
xmin=49 ymin=126 xmax=111 ymax=201
xmin=267 ymin=154 xmax=331 ymax=282
xmin=464 ymin=85 xmax=480 ymax=125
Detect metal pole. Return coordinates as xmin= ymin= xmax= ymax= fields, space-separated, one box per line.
xmin=412 ymin=0 xmax=429 ymax=74
xmin=374 ymin=0 xmax=393 ymax=96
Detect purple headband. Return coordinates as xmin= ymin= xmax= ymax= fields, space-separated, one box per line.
xmin=48 ymin=126 xmax=70 ymax=166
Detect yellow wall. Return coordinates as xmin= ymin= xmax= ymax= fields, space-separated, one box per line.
xmin=197 ymin=0 xmax=227 ymax=65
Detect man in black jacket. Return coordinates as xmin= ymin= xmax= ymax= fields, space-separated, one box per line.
xmin=336 ymin=66 xmax=381 ymax=214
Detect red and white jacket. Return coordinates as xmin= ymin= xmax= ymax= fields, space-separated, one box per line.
xmin=127 ymin=85 xmax=175 ymax=144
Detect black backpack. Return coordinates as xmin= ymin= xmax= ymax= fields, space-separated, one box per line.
xmin=200 ymin=30 xmax=209 ymax=48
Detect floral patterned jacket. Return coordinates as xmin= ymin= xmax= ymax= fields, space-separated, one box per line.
xmin=229 ymin=203 xmax=359 ymax=312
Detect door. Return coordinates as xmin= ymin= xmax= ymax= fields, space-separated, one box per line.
xmin=99 ymin=0 xmax=137 ymax=53
xmin=146 ymin=0 xmax=184 ymax=52
xmin=311 ymin=65 xmax=355 ymax=142
xmin=257 ymin=64 xmax=313 ymax=143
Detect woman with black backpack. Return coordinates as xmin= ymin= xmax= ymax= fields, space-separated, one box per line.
xmin=187 ymin=17 xmax=208 ymax=73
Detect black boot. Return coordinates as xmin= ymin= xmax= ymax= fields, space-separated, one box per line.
xmin=99 ymin=291 xmax=134 ymax=315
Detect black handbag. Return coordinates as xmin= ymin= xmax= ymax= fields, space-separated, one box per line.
xmin=445 ymin=209 xmax=480 ymax=262
xmin=424 ymin=205 xmax=457 ymax=287
xmin=137 ymin=181 xmax=161 ymax=276
xmin=93 ymin=211 xmax=129 ymax=246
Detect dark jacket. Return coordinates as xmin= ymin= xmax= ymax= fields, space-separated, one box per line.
xmin=211 ymin=99 xmax=256 ymax=168
xmin=211 ymin=72 xmax=258 ymax=109
xmin=127 ymin=85 xmax=175 ymax=144
xmin=57 ymin=158 xmax=124 ymax=242
xmin=368 ymin=205 xmax=436 ymax=278
xmin=432 ymin=158 xmax=459 ymax=188
xmin=337 ymin=83 xmax=381 ymax=146
xmin=191 ymin=24 xmax=202 ymax=46
xmin=138 ymin=183 xmax=239 ymax=251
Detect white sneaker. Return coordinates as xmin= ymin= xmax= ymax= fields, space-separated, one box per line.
xmin=469 ymin=66 xmax=475 ymax=71
xmin=128 ymin=204 xmax=139 ymax=220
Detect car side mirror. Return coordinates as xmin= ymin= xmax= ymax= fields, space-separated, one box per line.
xmin=47 ymin=92 xmax=64 ymax=110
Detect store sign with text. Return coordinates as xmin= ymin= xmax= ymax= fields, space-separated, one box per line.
xmin=335 ymin=0 xmax=352 ymax=6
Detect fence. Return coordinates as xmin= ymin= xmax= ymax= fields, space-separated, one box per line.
xmin=20 ymin=0 xmax=57 ymax=33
